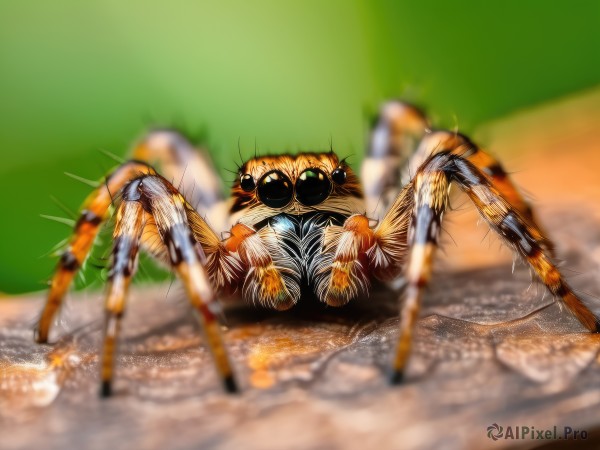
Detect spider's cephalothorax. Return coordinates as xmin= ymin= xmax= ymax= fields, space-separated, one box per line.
xmin=231 ymin=153 xmax=363 ymax=219
xmin=36 ymin=101 xmax=600 ymax=397
xmin=225 ymin=152 xmax=369 ymax=310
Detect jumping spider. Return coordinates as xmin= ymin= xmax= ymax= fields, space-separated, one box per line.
xmin=36 ymin=101 xmax=600 ymax=397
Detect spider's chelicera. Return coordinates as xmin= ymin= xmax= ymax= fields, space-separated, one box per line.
xmin=35 ymin=101 xmax=600 ymax=397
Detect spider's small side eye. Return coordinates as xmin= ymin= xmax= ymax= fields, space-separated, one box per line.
xmin=331 ymin=167 xmax=347 ymax=185
xmin=240 ymin=174 xmax=256 ymax=192
xmin=257 ymin=170 xmax=293 ymax=208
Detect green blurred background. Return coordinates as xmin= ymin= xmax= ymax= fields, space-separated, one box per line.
xmin=1 ymin=1 xmax=599 ymax=294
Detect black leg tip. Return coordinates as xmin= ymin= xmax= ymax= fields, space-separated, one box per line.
xmin=34 ymin=328 xmax=47 ymax=344
xmin=100 ymin=381 xmax=113 ymax=398
xmin=389 ymin=370 xmax=404 ymax=385
xmin=223 ymin=375 xmax=239 ymax=394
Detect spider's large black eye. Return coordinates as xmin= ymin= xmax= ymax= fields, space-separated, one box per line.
xmin=257 ymin=170 xmax=293 ymax=208
xmin=240 ymin=174 xmax=256 ymax=192
xmin=295 ymin=168 xmax=331 ymax=206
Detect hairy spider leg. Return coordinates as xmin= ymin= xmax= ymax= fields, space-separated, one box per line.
xmin=35 ymin=161 xmax=156 ymax=344
xmin=100 ymin=197 xmax=145 ymax=397
xmin=462 ymin=144 xmax=536 ymax=221
xmin=37 ymin=157 xmax=238 ymax=394
xmin=452 ymin=155 xmax=596 ymax=327
xmin=389 ymin=156 xmax=449 ymax=384
xmin=389 ymin=152 xmax=599 ymax=383
xmin=132 ymin=130 xmax=229 ymax=233
xmin=405 ymin=130 xmax=549 ymax=249
xmin=101 ymin=174 xmax=237 ymax=395
xmin=362 ymin=101 xmax=544 ymax=238
xmin=362 ymin=101 xmax=428 ymax=220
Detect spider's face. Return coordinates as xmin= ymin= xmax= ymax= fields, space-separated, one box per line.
xmin=230 ymin=152 xmax=363 ymax=223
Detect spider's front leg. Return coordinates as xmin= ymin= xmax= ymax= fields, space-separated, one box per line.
xmin=37 ymin=130 xmax=226 ymax=344
xmin=384 ymin=152 xmax=599 ymax=383
xmin=36 ymin=160 xmax=238 ymax=396
xmin=98 ymin=175 xmax=237 ymax=396
xmin=35 ymin=161 xmax=156 ymax=343
xmin=405 ymin=130 xmax=551 ymax=246
xmin=100 ymin=195 xmax=145 ymax=396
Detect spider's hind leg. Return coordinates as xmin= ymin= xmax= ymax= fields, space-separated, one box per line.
xmin=361 ymin=101 xmax=428 ymax=220
xmin=132 ymin=130 xmax=228 ymax=232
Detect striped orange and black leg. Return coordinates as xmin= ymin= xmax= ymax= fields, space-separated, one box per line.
xmin=362 ymin=101 xmax=428 ymax=219
xmin=389 ymin=151 xmax=599 ymax=383
xmin=389 ymin=157 xmax=450 ymax=383
xmin=132 ymin=130 xmax=229 ymax=232
xmin=407 ymin=129 xmax=552 ymax=252
xmin=407 ymin=130 xmax=540 ymax=226
xmin=131 ymin=175 xmax=238 ymax=393
xmin=449 ymin=155 xmax=598 ymax=332
xmin=465 ymin=143 xmax=554 ymax=256
xmin=468 ymin=147 xmax=532 ymax=215
xmin=100 ymin=199 xmax=145 ymax=397
xmin=35 ymin=161 xmax=155 ymax=344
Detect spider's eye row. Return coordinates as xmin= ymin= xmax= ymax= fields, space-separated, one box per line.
xmin=255 ymin=167 xmax=339 ymax=208
xmin=257 ymin=170 xmax=293 ymax=208
xmin=240 ymin=174 xmax=256 ymax=192
xmin=331 ymin=167 xmax=347 ymax=185
xmin=295 ymin=168 xmax=331 ymax=206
